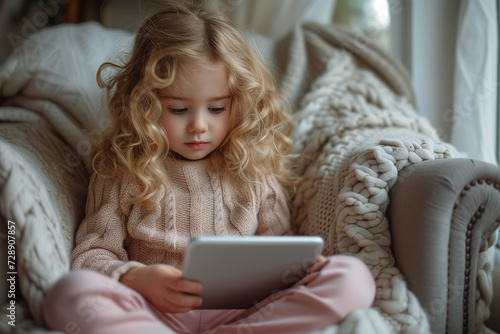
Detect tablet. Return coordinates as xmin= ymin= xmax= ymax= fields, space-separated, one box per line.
xmin=182 ymin=235 xmax=324 ymax=309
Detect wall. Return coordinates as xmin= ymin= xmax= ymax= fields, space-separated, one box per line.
xmin=105 ymin=0 xmax=160 ymax=32
xmin=412 ymin=0 xmax=459 ymax=141
xmin=390 ymin=0 xmax=460 ymax=142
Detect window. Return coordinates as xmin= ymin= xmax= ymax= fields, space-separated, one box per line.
xmin=333 ymin=0 xmax=391 ymax=52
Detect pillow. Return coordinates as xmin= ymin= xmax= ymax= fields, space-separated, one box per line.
xmin=0 ymin=22 xmax=134 ymax=169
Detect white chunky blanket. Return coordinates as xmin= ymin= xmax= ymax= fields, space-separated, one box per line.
xmin=0 ymin=21 xmax=494 ymax=334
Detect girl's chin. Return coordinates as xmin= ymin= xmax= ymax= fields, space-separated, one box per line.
xmin=168 ymin=150 xmax=212 ymax=161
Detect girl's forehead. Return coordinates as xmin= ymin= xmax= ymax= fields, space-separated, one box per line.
xmin=179 ymin=60 xmax=225 ymax=77
xmin=158 ymin=61 xmax=230 ymax=100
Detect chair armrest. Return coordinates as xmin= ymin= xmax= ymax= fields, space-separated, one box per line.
xmin=388 ymin=158 xmax=500 ymax=334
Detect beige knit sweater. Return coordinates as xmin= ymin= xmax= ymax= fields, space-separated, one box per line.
xmin=71 ymin=154 xmax=291 ymax=280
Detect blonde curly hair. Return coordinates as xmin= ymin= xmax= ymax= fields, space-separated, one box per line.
xmin=94 ymin=2 xmax=296 ymax=207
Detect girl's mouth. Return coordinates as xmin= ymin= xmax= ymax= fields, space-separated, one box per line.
xmin=186 ymin=142 xmax=208 ymax=150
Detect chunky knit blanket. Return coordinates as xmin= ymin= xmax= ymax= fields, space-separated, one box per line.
xmin=0 ymin=21 xmax=494 ymax=334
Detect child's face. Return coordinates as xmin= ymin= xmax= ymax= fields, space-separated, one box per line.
xmin=158 ymin=61 xmax=232 ymax=160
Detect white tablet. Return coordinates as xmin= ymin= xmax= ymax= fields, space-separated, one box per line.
xmin=182 ymin=235 xmax=324 ymax=309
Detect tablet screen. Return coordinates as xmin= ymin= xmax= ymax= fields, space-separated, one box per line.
xmin=182 ymin=235 xmax=324 ymax=309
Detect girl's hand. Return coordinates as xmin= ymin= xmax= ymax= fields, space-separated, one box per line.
xmin=119 ymin=264 xmax=203 ymax=313
xmin=317 ymin=255 xmax=326 ymax=262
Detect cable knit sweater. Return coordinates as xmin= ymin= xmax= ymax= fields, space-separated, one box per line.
xmin=71 ymin=154 xmax=291 ymax=280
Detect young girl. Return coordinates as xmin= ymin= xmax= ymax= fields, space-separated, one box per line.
xmin=43 ymin=3 xmax=376 ymax=333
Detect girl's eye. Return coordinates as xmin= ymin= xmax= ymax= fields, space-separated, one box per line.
xmin=209 ymin=107 xmax=225 ymax=114
xmin=169 ymin=108 xmax=187 ymax=114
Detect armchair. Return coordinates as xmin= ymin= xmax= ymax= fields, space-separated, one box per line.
xmin=389 ymin=158 xmax=500 ymax=333
xmin=0 ymin=20 xmax=498 ymax=334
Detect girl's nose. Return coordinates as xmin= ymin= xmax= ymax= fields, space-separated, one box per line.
xmin=187 ymin=112 xmax=208 ymax=133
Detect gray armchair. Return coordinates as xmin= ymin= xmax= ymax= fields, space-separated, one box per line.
xmin=389 ymin=158 xmax=500 ymax=333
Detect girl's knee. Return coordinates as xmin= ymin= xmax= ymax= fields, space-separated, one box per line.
xmin=325 ymin=255 xmax=376 ymax=309
xmin=43 ymin=270 xmax=115 ymax=329
xmin=46 ymin=270 xmax=110 ymax=301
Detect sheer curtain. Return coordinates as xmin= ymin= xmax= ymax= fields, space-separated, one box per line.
xmin=452 ymin=3 xmax=500 ymax=328
xmin=203 ymin=0 xmax=337 ymax=40
xmin=451 ymin=0 xmax=499 ymax=165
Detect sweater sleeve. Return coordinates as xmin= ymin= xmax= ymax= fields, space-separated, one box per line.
xmin=255 ymin=175 xmax=292 ymax=235
xmin=71 ymin=173 xmax=146 ymax=280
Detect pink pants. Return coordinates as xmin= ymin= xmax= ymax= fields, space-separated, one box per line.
xmin=43 ymin=256 xmax=376 ymax=334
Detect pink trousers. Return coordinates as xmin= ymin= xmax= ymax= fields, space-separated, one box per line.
xmin=43 ymin=256 xmax=376 ymax=334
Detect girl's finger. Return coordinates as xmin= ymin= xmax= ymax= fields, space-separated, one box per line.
xmin=157 ymin=297 xmax=197 ymax=313
xmin=168 ymin=277 xmax=202 ymax=294
xmin=164 ymin=288 xmax=203 ymax=308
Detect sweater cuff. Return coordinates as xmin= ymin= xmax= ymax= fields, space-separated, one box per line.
xmin=110 ymin=261 xmax=147 ymax=281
